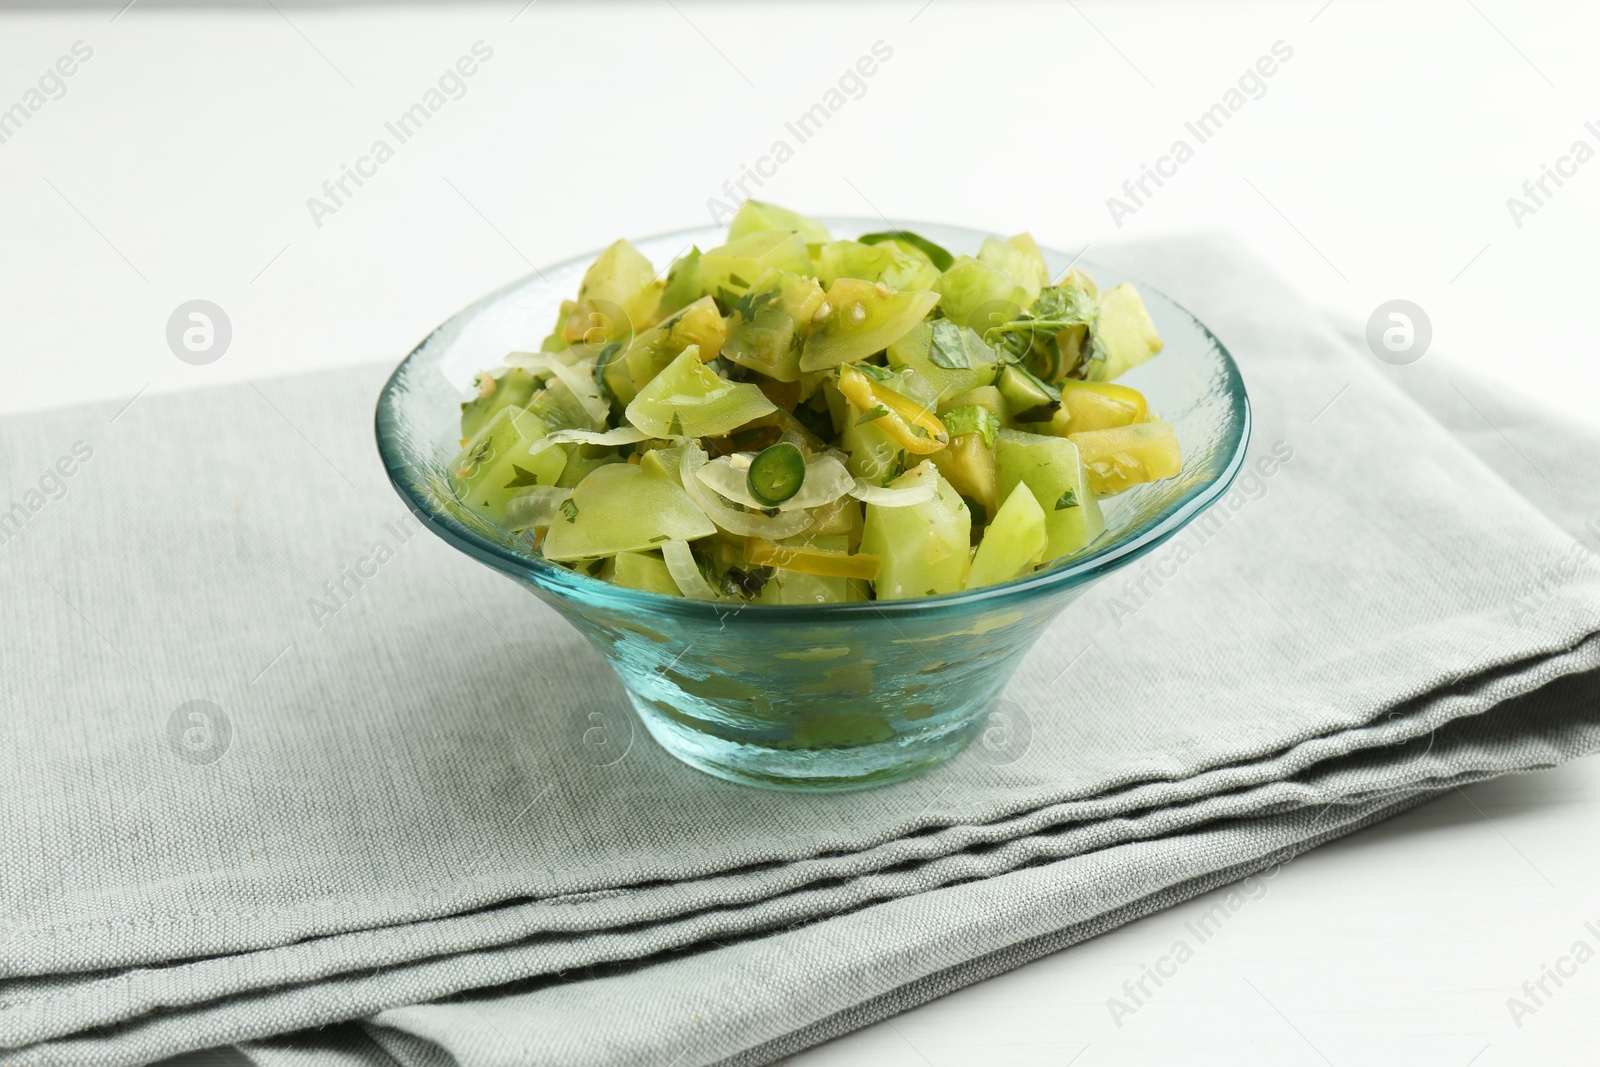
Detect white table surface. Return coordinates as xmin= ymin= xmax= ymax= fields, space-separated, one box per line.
xmin=3 ymin=2 xmax=1597 ymax=1064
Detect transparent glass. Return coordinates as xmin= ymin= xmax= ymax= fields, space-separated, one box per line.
xmin=375 ymin=220 xmax=1250 ymax=791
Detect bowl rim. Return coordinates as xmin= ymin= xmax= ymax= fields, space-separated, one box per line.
xmin=375 ymin=218 xmax=1252 ymax=620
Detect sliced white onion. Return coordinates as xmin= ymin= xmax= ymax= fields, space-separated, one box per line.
xmin=502 ymin=351 xmax=610 ymax=424
xmin=546 ymin=425 xmax=650 ymax=447
xmin=694 ymin=453 xmax=854 ymax=513
xmin=502 ymin=485 xmax=572 ymax=532
xmin=679 ymin=443 xmax=814 ymax=539
xmin=661 ymin=540 xmax=721 ymax=601
xmin=849 ymin=461 xmax=938 ymax=507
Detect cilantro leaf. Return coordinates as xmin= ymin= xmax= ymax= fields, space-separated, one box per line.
xmin=940 ymin=405 xmax=999 ymax=448
xmin=504 ymin=463 xmax=545 ymax=489
xmin=927 ymin=320 xmax=970 ymax=370
xmin=856 ymin=405 xmax=889 ymax=425
xmin=559 ymin=499 xmax=580 ymax=523
xmin=1054 ymin=488 xmax=1080 ymax=511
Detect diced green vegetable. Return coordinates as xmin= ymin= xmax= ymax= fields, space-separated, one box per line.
xmin=995 ymin=428 xmax=1105 ymax=561
xmin=460 ymin=367 xmax=537 ymax=441
xmin=799 ymin=279 xmax=940 ymax=372
xmin=727 ymin=200 xmax=832 ymax=247
xmin=700 ymin=231 xmax=811 ymax=301
xmin=542 ymin=463 xmax=716 ymax=561
xmin=602 ymin=551 xmax=682 ymax=596
xmin=934 ymin=256 xmax=1028 ymax=333
xmin=886 ymin=320 xmax=1000 ymax=401
xmin=1088 ymin=284 xmax=1163 ymax=381
xmin=966 ymin=481 xmax=1048 ymax=589
xmin=450 ymin=406 xmax=568 ymax=520
xmin=624 ymin=347 xmax=777 ymax=438
xmin=860 ymin=466 xmax=971 ymax=599
xmin=977 ymin=235 xmax=1045 ymax=305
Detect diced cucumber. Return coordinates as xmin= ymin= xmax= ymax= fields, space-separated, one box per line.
xmin=1088 ymin=284 xmax=1163 ymax=381
xmin=860 ymin=466 xmax=971 ymax=599
xmin=995 ymin=428 xmax=1104 ymax=561
xmin=723 ymin=305 xmax=801 ymax=382
xmin=841 ymin=405 xmax=901 ymax=484
xmin=542 ymin=462 xmax=716 ymax=561
xmin=1069 ymin=419 xmax=1181 ymax=495
xmin=934 ymin=256 xmax=1028 ymax=332
xmin=966 ymin=481 xmax=1048 ymax=589
xmin=451 ymin=406 xmax=569 ymax=521
xmin=460 ymin=367 xmax=537 ymax=442
xmin=700 ymin=231 xmax=811 ymax=301
xmin=977 ymin=236 xmax=1044 ymax=304
xmin=624 ymin=347 xmax=777 ymax=438
xmin=886 ymin=320 xmax=1001 ymax=402
xmin=658 ymin=248 xmax=702 ymax=318
xmin=726 ymin=200 xmax=832 ymax=247
xmin=798 ymin=279 xmax=940 ymax=372
xmin=602 ymin=551 xmax=682 ymax=596
xmin=942 ymin=384 xmax=1010 ymax=425
xmin=997 ymin=365 xmax=1061 ymax=425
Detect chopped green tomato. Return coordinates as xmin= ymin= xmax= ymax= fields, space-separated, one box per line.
xmin=601 ymin=551 xmax=681 ymax=596
xmin=450 ymin=406 xmax=569 ymax=521
xmin=458 ymin=202 xmax=1175 ymax=600
xmin=658 ymin=247 xmax=702 ymax=318
xmin=699 ymin=230 xmax=811 ymax=301
xmin=966 ymin=481 xmax=1048 ymax=589
xmin=977 ymin=236 xmax=1044 ymax=304
xmin=542 ymin=463 xmax=715 ymax=561
xmin=723 ymin=305 xmax=801 ymax=382
xmin=934 ymin=256 xmax=1028 ymax=333
xmin=799 ymin=279 xmax=941 ymax=373
xmin=624 ymin=347 xmax=777 ymax=438
xmin=995 ymin=428 xmax=1105 ymax=561
xmin=1088 ymin=283 xmax=1163 ymax=381
xmin=860 ymin=465 xmax=971 ymax=599
xmin=817 ymin=240 xmax=939 ymax=292
xmin=460 ymin=367 xmax=537 ymax=441
xmin=746 ymin=442 xmax=807 ymax=506
xmin=1069 ymin=419 xmax=1182 ymax=495
xmin=858 ymin=230 xmax=955 ymax=271
xmin=1052 ymin=379 xmax=1148 ymax=434
xmin=886 ymin=320 xmax=1000 ymax=400
xmin=930 ymin=431 xmax=999 ymax=516
xmin=727 ymin=200 xmax=832 ymax=246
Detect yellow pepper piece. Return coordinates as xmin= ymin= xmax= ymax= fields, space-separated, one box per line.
xmin=836 ymin=365 xmax=949 ymax=456
xmin=1057 ymin=380 xmax=1148 ymax=433
xmin=745 ymin=537 xmax=882 ymax=581
xmin=1068 ymin=419 xmax=1181 ymax=496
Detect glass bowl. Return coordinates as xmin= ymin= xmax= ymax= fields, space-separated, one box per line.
xmin=375 ymin=219 xmax=1250 ymax=791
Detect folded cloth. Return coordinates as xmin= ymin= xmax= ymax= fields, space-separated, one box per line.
xmin=1 ymin=236 xmax=1596 ymax=1067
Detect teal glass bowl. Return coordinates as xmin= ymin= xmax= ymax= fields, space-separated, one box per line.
xmin=375 ymin=220 xmax=1249 ymax=791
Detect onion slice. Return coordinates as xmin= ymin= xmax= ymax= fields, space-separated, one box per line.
xmin=695 ymin=452 xmax=853 ymax=513
xmin=546 ymin=425 xmax=650 ymax=447
xmin=849 ymin=461 xmax=938 ymax=507
xmin=502 ymin=485 xmax=571 ymax=532
xmin=503 ymin=351 xmax=610 ymax=424
xmin=660 ymin=540 xmax=721 ymax=601
xmin=679 ymin=443 xmax=814 ymax=539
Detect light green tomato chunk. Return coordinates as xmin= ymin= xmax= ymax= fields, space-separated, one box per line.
xmin=816 ymin=240 xmax=939 ymax=292
xmin=966 ymin=481 xmax=1048 ymax=589
xmin=757 ymin=535 xmax=855 ymax=605
xmin=1088 ymin=284 xmax=1163 ymax=381
xmin=451 ymin=406 xmax=568 ymax=521
xmin=887 ymin=321 xmax=1001 ymax=403
xmin=602 ymin=551 xmax=681 ymax=596
xmin=977 ymin=236 xmax=1044 ymax=305
xmin=542 ymin=463 xmax=715 ymax=561
xmin=726 ymin=200 xmax=832 ymax=246
xmin=624 ymin=347 xmax=776 ymax=438
xmin=699 ymin=231 xmax=811 ymax=300
xmin=995 ymin=428 xmax=1104 ymax=561
xmin=799 ymin=279 xmax=940 ymax=372
xmin=555 ymin=445 xmax=621 ymax=489
xmin=460 ymin=367 xmax=537 ymax=442
xmin=860 ymin=467 xmax=971 ymax=599
xmin=935 ymin=256 xmax=1030 ymax=333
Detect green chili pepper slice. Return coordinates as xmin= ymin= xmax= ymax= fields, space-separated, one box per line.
xmin=746 ymin=442 xmax=806 ymax=507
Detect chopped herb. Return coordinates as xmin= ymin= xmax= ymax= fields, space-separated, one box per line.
xmin=1054 ymin=488 xmax=1079 ymax=511
xmin=940 ymin=405 xmax=999 ymax=448
xmin=856 ymin=405 xmax=889 ymax=425
xmin=854 ymin=361 xmax=895 ymax=382
xmin=559 ymin=499 xmax=580 ymax=523
xmin=726 ymin=272 xmax=749 ymax=289
xmin=648 ymin=534 xmax=669 ymax=543
xmin=927 ymin=320 xmax=970 ymax=370
xmin=504 ymin=463 xmax=545 ymax=489
xmin=667 ymin=411 xmax=685 ymax=437
xmin=857 ymin=230 xmax=955 ymax=271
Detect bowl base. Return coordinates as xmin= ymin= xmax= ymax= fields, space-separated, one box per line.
xmin=627 ymin=692 xmax=987 ymax=792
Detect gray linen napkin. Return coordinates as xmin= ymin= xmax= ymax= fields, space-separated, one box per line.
xmin=2 ymin=236 xmax=1597 ymax=1067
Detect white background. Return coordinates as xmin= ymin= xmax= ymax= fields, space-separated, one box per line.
xmin=2 ymin=2 xmax=1597 ymax=1064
